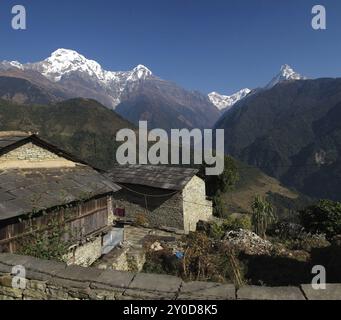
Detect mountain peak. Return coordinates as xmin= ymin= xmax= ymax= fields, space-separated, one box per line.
xmin=130 ymin=64 xmax=153 ymax=80
xmin=208 ymin=88 xmax=251 ymax=111
xmin=50 ymin=48 xmax=83 ymax=58
xmin=266 ymin=64 xmax=306 ymax=89
xmin=18 ymin=48 xmax=105 ymax=82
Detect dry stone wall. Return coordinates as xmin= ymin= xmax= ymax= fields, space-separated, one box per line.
xmin=0 ymin=253 xmax=340 ymax=300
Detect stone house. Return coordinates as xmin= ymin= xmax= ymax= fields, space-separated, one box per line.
xmin=106 ymin=165 xmax=213 ymax=233
xmin=0 ymin=131 xmax=122 ymax=266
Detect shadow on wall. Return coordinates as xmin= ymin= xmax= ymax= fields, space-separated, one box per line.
xmin=242 ymin=245 xmax=341 ymax=286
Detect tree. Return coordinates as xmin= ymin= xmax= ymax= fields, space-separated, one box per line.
xmin=199 ymin=156 xmax=239 ymax=196
xmin=251 ymin=196 xmax=276 ymax=239
xmin=212 ymin=191 xmax=224 ymax=218
xmin=299 ymin=200 xmax=341 ymax=239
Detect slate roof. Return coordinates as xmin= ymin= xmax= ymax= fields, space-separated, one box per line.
xmin=106 ymin=165 xmax=199 ymax=191
xmin=0 ymin=136 xmax=25 ymax=150
xmin=0 ymin=167 xmax=121 ymax=221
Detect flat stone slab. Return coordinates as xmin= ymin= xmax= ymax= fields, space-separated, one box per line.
xmin=0 ymin=253 xmax=33 ymax=267
xmin=23 ymin=258 xmax=66 ymax=276
xmin=301 ymin=284 xmax=341 ymax=300
xmin=178 ymin=281 xmax=236 ymax=300
xmin=93 ymin=269 xmax=135 ymax=289
xmin=125 ymin=273 xmax=182 ymax=299
xmin=0 ymin=254 xmax=66 ymax=277
xmin=237 ymin=285 xmax=305 ymax=300
xmin=55 ymin=265 xmax=103 ymax=282
xmin=0 ymin=263 xmax=12 ymax=274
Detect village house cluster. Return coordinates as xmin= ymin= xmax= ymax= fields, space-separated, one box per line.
xmin=0 ymin=131 xmax=213 ymax=268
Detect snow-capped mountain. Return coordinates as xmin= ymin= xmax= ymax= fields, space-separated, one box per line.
xmin=208 ymin=88 xmax=251 ymax=111
xmin=0 ymin=49 xmax=220 ymax=130
xmin=265 ymin=64 xmax=306 ymax=89
xmin=0 ymin=60 xmax=24 ymax=71
xmin=25 ymin=49 xmax=153 ymax=83
xmin=2 ymin=49 xmax=155 ymax=108
xmin=209 ymin=64 xmax=306 ymax=111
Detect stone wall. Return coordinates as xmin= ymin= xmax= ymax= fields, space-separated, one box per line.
xmin=64 ymin=236 xmax=103 ymax=267
xmin=182 ymin=176 xmax=213 ymax=233
xmin=113 ymin=185 xmax=184 ymax=231
xmin=113 ymin=177 xmax=212 ymax=234
xmin=0 ymin=142 xmax=77 ymax=169
xmin=0 ymin=253 xmax=340 ymax=300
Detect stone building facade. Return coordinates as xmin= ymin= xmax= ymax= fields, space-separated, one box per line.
xmin=107 ymin=165 xmax=213 ymax=233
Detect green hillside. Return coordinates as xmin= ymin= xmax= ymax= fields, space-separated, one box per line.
xmin=0 ymin=98 xmax=135 ymax=169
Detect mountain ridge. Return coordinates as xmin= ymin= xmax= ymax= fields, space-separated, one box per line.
xmin=0 ymin=49 xmax=220 ymax=130
xmin=208 ymin=64 xmax=306 ymax=111
xmin=215 ymin=77 xmax=341 ymax=200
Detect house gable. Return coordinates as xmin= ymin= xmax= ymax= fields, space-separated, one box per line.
xmin=0 ymin=141 xmax=79 ymax=169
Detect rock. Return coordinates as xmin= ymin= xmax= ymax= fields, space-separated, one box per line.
xmin=178 ymin=281 xmax=236 ymax=300
xmin=223 ymin=229 xmax=273 ymax=255
xmin=301 ymin=284 xmax=341 ymax=300
xmin=124 ymin=273 xmax=182 ymax=299
xmin=237 ymin=285 xmax=305 ymax=300
xmin=150 ymin=241 xmax=163 ymax=252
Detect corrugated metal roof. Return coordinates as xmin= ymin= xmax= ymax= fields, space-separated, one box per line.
xmin=106 ymin=165 xmax=199 ymax=191
xmin=0 ymin=167 xmax=121 ymax=221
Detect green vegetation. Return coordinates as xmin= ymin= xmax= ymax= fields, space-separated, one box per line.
xmin=251 ymin=196 xmax=276 ymax=239
xmin=18 ymin=210 xmax=73 ymax=262
xmin=203 ymin=156 xmax=240 ymax=196
xmin=299 ymin=199 xmax=341 ymax=239
xmin=199 ymin=156 xmax=239 ymax=218
xmin=208 ymin=216 xmax=252 ymax=240
xmin=0 ymin=98 xmax=135 ymax=170
xmin=223 ymin=215 xmax=252 ymax=231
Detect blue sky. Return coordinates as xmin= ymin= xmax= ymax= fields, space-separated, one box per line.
xmin=0 ymin=0 xmax=340 ymax=94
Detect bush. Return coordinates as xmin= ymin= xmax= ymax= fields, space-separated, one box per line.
xmin=181 ymin=232 xmax=244 ymax=286
xmin=209 ymin=222 xmax=225 ymax=240
xmin=222 ymin=215 xmax=252 ymax=231
xmin=285 ymin=234 xmax=330 ymax=252
xmin=18 ymin=211 xmax=72 ymax=262
xmin=199 ymin=156 xmax=239 ymax=196
xmin=212 ymin=192 xmax=225 ymax=218
xmin=204 ymin=216 xmax=252 ymax=240
xmin=251 ymin=196 xmax=276 ymax=239
xmin=299 ymin=200 xmax=341 ymax=239
xmin=143 ymin=248 xmax=180 ymax=276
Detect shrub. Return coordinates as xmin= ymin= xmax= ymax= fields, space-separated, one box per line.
xmin=285 ymin=234 xmax=330 ymax=252
xmin=222 ymin=215 xmax=252 ymax=231
xmin=18 ymin=212 xmax=72 ymax=262
xmin=209 ymin=222 xmax=225 ymax=240
xmin=251 ymin=196 xmax=276 ymax=239
xmin=181 ymin=232 xmax=244 ymax=285
xmin=299 ymin=200 xmax=341 ymax=239
xmin=143 ymin=248 xmax=180 ymax=276
xmin=199 ymin=156 xmax=239 ymax=196
xmin=212 ymin=191 xmax=225 ymax=218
